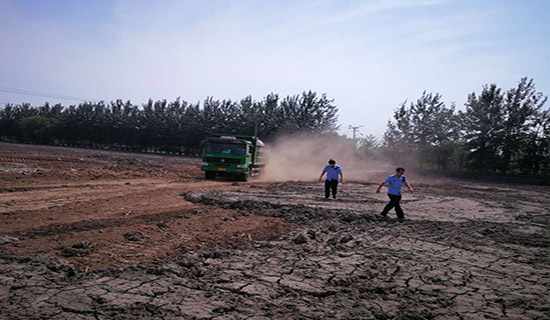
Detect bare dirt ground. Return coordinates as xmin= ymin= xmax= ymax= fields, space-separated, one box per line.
xmin=1 ymin=142 xmax=549 ymax=319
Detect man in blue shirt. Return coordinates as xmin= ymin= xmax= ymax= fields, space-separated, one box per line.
xmin=318 ymin=159 xmax=343 ymax=199
xmin=376 ymin=167 xmax=413 ymax=221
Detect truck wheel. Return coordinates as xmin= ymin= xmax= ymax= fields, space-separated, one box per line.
xmin=240 ymin=172 xmax=250 ymax=182
xmin=205 ymin=171 xmax=216 ymax=180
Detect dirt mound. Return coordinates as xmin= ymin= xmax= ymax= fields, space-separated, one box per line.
xmin=182 ymin=190 xmax=380 ymax=224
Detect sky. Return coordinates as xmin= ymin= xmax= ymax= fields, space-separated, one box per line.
xmin=1 ymin=0 xmax=549 ymax=138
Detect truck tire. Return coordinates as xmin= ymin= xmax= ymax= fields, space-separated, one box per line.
xmin=240 ymin=172 xmax=250 ymax=182
xmin=205 ymin=171 xmax=216 ymax=180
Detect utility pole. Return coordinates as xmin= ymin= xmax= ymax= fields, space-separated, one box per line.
xmin=348 ymin=125 xmax=363 ymax=141
xmin=254 ymin=102 xmax=263 ymax=138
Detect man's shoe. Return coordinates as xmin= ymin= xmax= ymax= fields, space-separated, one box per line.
xmin=380 ymin=212 xmax=388 ymax=217
xmin=397 ymin=217 xmax=405 ymax=222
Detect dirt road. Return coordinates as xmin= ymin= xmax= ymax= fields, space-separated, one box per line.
xmin=1 ymin=142 xmax=549 ymax=319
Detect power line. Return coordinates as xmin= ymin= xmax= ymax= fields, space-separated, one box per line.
xmin=0 ymin=86 xmax=96 ymax=102
xmin=0 ymin=86 xmax=93 ymax=102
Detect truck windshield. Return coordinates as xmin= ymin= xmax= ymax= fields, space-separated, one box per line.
xmin=205 ymin=143 xmax=246 ymax=155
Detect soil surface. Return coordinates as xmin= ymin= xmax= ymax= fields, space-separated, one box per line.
xmin=1 ymin=142 xmax=549 ymax=319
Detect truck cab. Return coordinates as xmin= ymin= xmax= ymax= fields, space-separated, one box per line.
xmin=200 ymin=134 xmax=267 ymax=181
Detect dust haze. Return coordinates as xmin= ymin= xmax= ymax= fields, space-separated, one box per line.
xmin=261 ymin=133 xmax=390 ymax=182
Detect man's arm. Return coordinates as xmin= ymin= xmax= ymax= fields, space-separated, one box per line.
xmin=318 ymin=171 xmax=326 ymax=182
xmin=403 ymin=178 xmax=413 ymax=193
xmin=339 ymin=173 xmax=343 ymax=183
xmin=375 ymin=182 xmax=385 ymax=193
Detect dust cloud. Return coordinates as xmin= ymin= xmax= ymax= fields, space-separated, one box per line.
xmin=261 ymin=133 xmax=390 ymax=182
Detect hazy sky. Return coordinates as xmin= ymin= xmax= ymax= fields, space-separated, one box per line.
xmin=1 ymin=0 xmax=548 ymax=138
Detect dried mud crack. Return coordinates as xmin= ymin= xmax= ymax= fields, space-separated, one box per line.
xmin=1 ymin=144 xmax=549 ymax=319
xmin=2 ymin=182 xmax=549 ymax=319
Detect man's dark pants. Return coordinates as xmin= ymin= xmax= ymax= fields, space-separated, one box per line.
xmin=381 ymin=194 xmax=404 ymax=219
xmin=325 ymin=180 xmax=338 ymax=198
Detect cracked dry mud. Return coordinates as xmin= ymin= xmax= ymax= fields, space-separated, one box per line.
xmin=1 ymin=144 xmax=550 ymax=319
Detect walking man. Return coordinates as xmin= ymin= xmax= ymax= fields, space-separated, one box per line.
xmin=318 ymin=159 xmax=343 ymax=199
xmin=376 ymin=167 xmax=413 ymax=221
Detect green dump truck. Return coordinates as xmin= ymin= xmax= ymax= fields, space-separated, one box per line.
xmin=200 ymin=134 xmax=268 ymax=181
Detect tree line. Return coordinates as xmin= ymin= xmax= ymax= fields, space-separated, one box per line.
xmin=361 ymin=77 xmax=549 ymax=177
xmin=0 ymin=91 xmax=338 ymax=154
xmin=1 ymin=78 xmax=548 ymax=177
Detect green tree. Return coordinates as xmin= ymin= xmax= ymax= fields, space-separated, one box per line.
xmin=383 ymin=92 xmax=458 ymax=169
xmin=19 ymin=116 xmax=59 ymax=144
xmin=279 ymin=91 xmax=338 ymax=133
xmin=1 ymin=91 xmax=339 ymax=153
xmin=500 ymin=78 xmax=548 ymax=173
xmin=358 ymin=134 xmax=381 ymax=159
xmin=459 ymin=84 xmax=504 ymax=172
